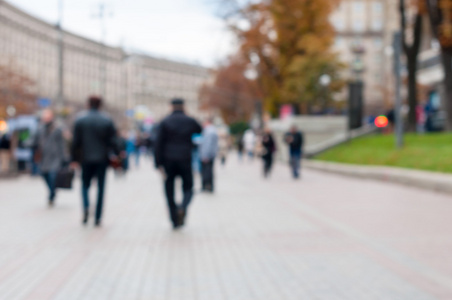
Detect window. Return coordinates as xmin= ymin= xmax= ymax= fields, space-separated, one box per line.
xmin=352 ymin=19 xmax=366 ymax=32
xmin=371 ymin=1 xmax=383 ymax=14
xmin=373 ymin=38 xmax=383 ymax=49
xmin=372 ymin=19 xmax=383 ymax=31
xmin=352 ymin=1 xmax=365 ymax=15
xmin=375 ymin=54 xmax=383 ymax=64
xmin=332 ymin=18 xmax=346 ymax=31
xmin=334 ymin=37 xmax=344 ymax=48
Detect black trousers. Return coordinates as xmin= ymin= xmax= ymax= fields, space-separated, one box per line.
xmin=262 ymin=154 xmax=273 ymax=177
xmin=201 ymin=160 xmax=214 ymax=191
xmin=82 ymin=162 xmax=107 ymax=221
xmin=163 ymin=160 xmax=194 ymax=226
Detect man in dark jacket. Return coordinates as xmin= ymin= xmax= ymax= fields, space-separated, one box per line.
xmin=284 ymin=125 xmax=304 ymax=179
xmin=154 ymin=98 xmax=202 ymax=229
xmin=71 ymin=96 xmax=117 ymax=226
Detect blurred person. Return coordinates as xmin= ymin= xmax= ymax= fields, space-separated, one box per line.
xmin=261 ymin=128 xmax=277 ymax=178
xmin=0 ymin=132 xmax=11 ymax=174
xmin=192 ymin=132 xmax=202 ymax=174
xmin=237 ymin=133 xmax=244 ymax=162
xmin=126 ymin=131 xmax=136 ymax=168
xmin=149 ymin=124 xmax=160 ymax=155
xmin=416 ymin=102 xmax=427 ymax=133
xmin=284 ymin=125 xmax=304 ymax=179
xmin=386 ymin=108 xmax=395 ymax=133
xmin=243 ymin=129 xmax=256 ymax=160
xmin=144 ymin=133 xmax=153 ymax=157
xmin=154 ymin=98 xmax=202 ymax=229
xmin=254 ymin=129 xmax=265 ymax=158
xmin=218 ymin=128 xmax=230 ymax=166
xmin=199 ymin=118 xmax=218 ymax=192
xmin=71 ymin=96 xmax=118 ymax=227
xmin=115 ymin=130 xmax=129 ymax=175
xmin=134 ymin=133 xmax=143 ymax=167
xmin=30 ymin=130 xmax=40 ymax=177
xmin=35 ymin=109 xmax=66 ymax=206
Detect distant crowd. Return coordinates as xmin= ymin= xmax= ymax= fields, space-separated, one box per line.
xmin=0 ymin=96 xmax=304 ymax=230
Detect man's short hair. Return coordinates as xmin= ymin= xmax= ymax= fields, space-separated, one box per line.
xmin=88 ymin=96 xmax=103 ymax=110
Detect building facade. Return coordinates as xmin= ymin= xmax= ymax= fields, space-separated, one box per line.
xmin=331 ymin=0 xmax=399 ymax=114
xmin=126 ymin=55 xmax=210 ymax=119
xmin=417 ymin=17 xmax=444 ymax=102
xmin=0 ymin=0 xmax=209 ymax=119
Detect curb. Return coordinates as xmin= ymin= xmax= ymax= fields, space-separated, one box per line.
xmin=305 ymin=160 xmax=452 ymax=195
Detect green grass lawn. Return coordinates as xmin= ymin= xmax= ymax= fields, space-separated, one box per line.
xmin=315 ymin=133 xmax=452 ymax=174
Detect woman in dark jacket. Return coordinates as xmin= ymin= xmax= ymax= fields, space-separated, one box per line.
xmin=261 ymin=128 xmax=276 ymax=178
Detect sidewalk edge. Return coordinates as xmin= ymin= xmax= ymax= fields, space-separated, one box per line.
xmin=305 ymin=160 xmax=452 ymax=195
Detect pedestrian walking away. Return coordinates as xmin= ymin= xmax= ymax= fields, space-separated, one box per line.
xmin=284 ymin=125 xmax=304 ymax=179
xmin=35 ymin=109 xmax=66 ymax=206
xmin=191 ymin=132 xmax=202 ymax=174
xmin=114 ymin=130 xmax=129 ymax=176
xmin=261 ymin=128 xmax=276 ymax=178
xmin=200 ymin=118 xmax=218 ymax=192
xmin=236 ymin=133 xmax=244 ymax=162
xmin=71 ymin=96 xmax=118 ymax=227
xmin=217 ymin=127 xmax=229 ymax=166
xmin=154 ymin=98 xmax=202 ymax=230
xmin=243 ymin=129 xmax=256 ymax=161
xmin=0 ymin=132 xmax=12 ymax=174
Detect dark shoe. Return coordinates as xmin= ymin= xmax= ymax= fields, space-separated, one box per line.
xmin=48 ymin=193 xmax=56 ymax=207
xmin=95 ymin=219 xmax=101 ymax=227
xmin=177 ymin=208 xmax=186 ymax=227
xmin=82 ymin=210 xmax=89 ymax=225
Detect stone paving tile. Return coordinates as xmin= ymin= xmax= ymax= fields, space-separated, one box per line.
xmin=0 ymin=159 xmax=452 ymax=299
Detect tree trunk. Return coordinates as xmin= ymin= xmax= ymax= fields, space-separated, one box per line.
xmin=441 ymin=51 xmax=452 ymax=130
xmin=425 ymin=0 xmax=452 ymax=130
xmin=399 ymin=0 xmax=422 ymax=132
xmin=407 ymin=57 xmax=418 ymax=132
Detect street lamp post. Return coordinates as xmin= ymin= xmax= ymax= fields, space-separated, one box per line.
xmin=348 ymin=41 xmax=366 ymax=141
xmin=93 ymin=3 xmax=111 ymax=98
xmin=393 ymin=32 xmax=404 ymax=149
xmin=57 ymin=0 xmax=65 ymax=108
xmin=319 ymin=74 xmax=331 ymax=113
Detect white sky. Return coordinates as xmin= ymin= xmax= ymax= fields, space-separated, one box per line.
xmin=8 ymin=0 xmax=236 ymax=67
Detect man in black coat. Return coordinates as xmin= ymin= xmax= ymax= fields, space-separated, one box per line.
xmin=154 ymin=98 xmax=202 ymax=229
xmin=284 ymin=125 xmax=304 ymax=179
xmin=71 ymin=96 xmax=117 ymax=226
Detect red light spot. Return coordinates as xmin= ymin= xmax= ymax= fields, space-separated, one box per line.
xmin=375 ymin=116 xmax=389 ymax=128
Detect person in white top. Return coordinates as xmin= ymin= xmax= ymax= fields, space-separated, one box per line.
xmin=243 ymin=129 xmax=256 ymax=160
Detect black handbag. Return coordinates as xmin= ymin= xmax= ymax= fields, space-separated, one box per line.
xmin=55 ymin=168 xmax=75 ymax=189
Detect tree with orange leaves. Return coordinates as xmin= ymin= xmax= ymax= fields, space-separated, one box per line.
xmin=200 ymin=56 xmax=262 ymax=124
xmin=221 ymin=0 xmax=344 ymax=115
xmin=0 ymin=63 xmax=37 ymax=118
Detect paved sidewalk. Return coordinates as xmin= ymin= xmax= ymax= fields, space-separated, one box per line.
xmin=1 ymin=159 xmax=452 ymax=299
